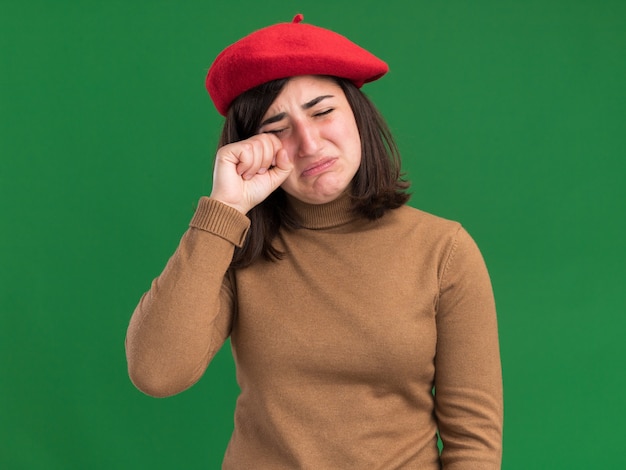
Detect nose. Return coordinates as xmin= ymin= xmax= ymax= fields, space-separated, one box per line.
xmin=294 ymin=120 xmax=321 ymax=158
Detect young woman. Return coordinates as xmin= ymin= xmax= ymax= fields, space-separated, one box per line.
xmin=126 ymin=14 xmax=503 ymax=469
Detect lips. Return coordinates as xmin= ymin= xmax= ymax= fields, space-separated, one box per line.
xmin=300 ymin=157 xmax=337 ymax=177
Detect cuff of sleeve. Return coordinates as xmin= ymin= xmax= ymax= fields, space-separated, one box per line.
xmin=189 ymin=197 xmax=250 ymax=248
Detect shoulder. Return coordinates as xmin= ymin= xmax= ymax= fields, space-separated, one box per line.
xmin=394 ymin=204 xmax=458 ymax=226
xmin=382 ymin=204 xmax=463 ymax=241
xmin=377 ymin=205 xmax=486 ymax=266
xmin=385 ymin=206 xmax=493 ymax=294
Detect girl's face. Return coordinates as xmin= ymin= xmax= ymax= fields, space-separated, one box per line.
xmin=258 ymin=75 xmax=362 ymax=205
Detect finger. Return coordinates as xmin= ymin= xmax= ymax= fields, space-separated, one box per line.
xmin=233 ymin=142 xmax=253 ymax=176
xmin=266 ymin=148 xmax=293 ymax=189
xmin=237 ymin=140 xmax=263 ymax=179
xmin=265 ymin=133 xmax=285 ymax=168
xmin=242 ymin=134 xmax=281 ymax=178
xmin=256 ymin=136 xmax=275 ymax=174
xmin=274 ymin=148 xmax=293 ymax=172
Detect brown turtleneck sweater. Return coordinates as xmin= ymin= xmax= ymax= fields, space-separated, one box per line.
xmin=126 ymin=195 xmax=503 ymax=469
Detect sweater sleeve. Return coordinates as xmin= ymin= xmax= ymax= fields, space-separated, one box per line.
xmin=434 ymin=226 xmax=503 ymax=469
xmin=125 ymin=197 xmax=250 ymax=398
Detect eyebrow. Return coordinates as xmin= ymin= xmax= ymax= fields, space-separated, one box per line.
xmin=303 ymin=94 xmax=334 ymax=110
xmin=259 ymin=94 xmax=335 ymax=127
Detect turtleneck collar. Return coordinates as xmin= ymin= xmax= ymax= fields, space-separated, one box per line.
xmin=286 ymin=192 xmax=359 ymax=230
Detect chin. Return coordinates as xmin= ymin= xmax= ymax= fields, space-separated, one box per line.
xmin=284 ymin=177 xmax=352 ymax=204
xmin=305 ymin=189 xmax=346 ymax=204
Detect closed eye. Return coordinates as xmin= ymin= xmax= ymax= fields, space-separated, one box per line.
xmin=314 ymin=108 xmax=333 ymax=117
xmin=264 ymin=128 xmax=287 ymax=136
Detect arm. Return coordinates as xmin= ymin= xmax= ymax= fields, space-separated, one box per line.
xmin=125 ymin=198 xmax=249 ymax=397
xmin=125 ymin=133 xmax=293 ymax=398
xmin=434 ymin=227 xmax=503 ymax=469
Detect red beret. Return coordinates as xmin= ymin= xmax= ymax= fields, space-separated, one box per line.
xmin=206 ymin=14 xmax=388 ymax=116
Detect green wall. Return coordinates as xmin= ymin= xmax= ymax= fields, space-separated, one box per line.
xmin=1 ymin=1 xmax=624 ymax=468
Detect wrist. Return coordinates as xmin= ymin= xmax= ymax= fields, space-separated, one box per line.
xmin=208 ymin=194 xmax=249 ymax=215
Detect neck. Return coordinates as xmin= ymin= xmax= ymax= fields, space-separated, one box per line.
xmin=286 ymin=192 xmax=358 ymax=229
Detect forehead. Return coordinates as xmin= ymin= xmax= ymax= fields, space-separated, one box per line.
xmin=268 ymin=75 xmax=344 ymax=109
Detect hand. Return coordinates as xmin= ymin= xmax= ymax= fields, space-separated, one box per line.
xmin=209 ymin=133 xmax=293 ymax=214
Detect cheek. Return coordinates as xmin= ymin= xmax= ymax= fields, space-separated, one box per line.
xmin=341 ymin=120 xmax=361 ymax=155
xmin=348 ymin=133 xmax=362 ymax=167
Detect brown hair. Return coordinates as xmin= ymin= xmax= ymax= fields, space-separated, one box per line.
xmin=218 ymin=76 xmax=410 ymax=269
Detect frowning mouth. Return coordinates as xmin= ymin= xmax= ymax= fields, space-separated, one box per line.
xmin=301 ymin=158 xmax=337 ymax=177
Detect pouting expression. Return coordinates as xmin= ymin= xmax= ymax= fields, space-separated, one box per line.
xmin=258 ymin=75 xmax=362 ymax=205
